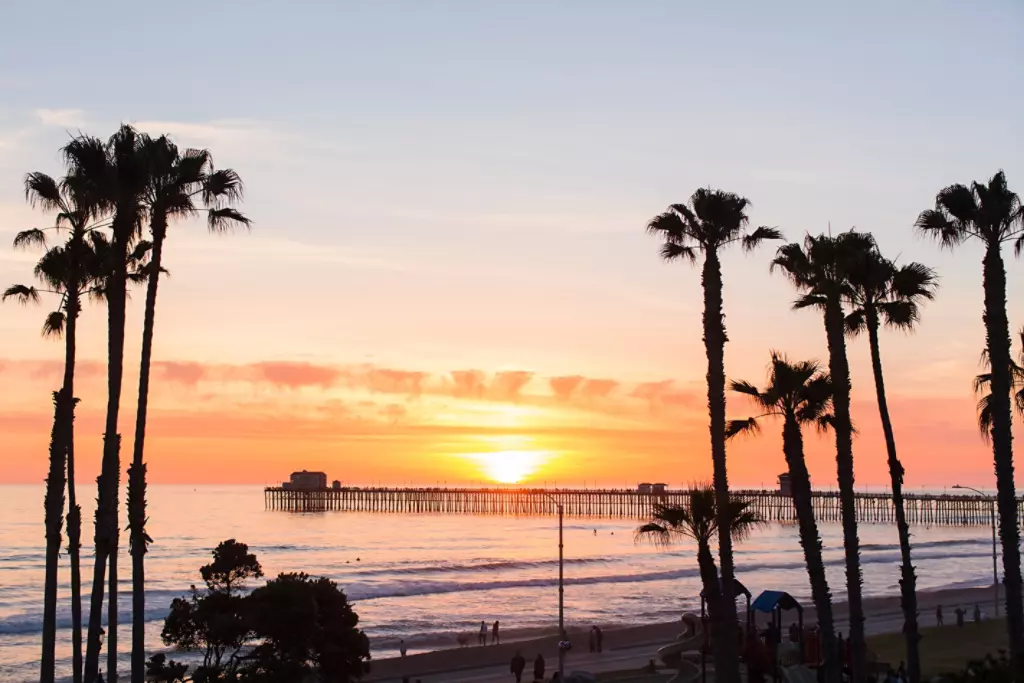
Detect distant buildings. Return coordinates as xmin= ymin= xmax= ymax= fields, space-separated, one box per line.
xmin=637 ymin=482 xmax=668 ymax=495
xmin=778 ymin=473 xmax=792 ymax=496
xmin=282 ymin=470 xmax=327 ymax=490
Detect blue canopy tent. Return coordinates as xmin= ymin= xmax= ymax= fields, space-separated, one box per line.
xmin=753 ymin=590 xmax=804 ymax=678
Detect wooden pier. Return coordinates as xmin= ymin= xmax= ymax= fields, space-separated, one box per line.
xmin=263 ymin=487 xmax=1004 ymax=527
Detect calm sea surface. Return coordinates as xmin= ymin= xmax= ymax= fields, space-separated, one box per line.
xmin=0 ymin=484 xmax=995 ymax=682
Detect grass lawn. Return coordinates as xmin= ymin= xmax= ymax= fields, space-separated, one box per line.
xmin=868 ymin=619 xmax=1007 ymax=677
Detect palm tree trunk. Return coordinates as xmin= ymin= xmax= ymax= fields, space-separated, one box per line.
xmin=65 ymin=283 xmax=84 ymax=683
xmin=129 ymin=217 xmax=165 ymax=682
xmin=865 ymin=310 xmax=920 ymax=683
xmin=696 ymin=541 xmax=728 ymax=682
xmin=981 ymin=243 xmax=1023 ymax=677
xmin=782 ymin=414 xmax=840 ymax=683
xmin=700 ymin=250 xmax=740 ymax=683
xmin=824 ymin=296 xmax=865 ymax=683
xmin=85 ymin=259 xmax=128 ymax=683
xmin=41 ymin=389 xmax=70 ymax=683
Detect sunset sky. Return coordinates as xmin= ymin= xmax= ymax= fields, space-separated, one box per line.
xmin=0 ymin=1 xmax=1022 ymax=487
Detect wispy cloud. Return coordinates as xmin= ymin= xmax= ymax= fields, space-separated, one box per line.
xmin=34 ymin=108 xmax=88 ymax=128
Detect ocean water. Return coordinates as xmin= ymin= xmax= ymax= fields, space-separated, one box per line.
xmin=0 ymin=484 xmax=995 ymax=683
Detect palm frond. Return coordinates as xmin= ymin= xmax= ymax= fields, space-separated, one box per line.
xmin=13 ymin=229 xmax=47 ymax=249
xmin=792 ymin=293 xmax=827 ymax=311
xmin=845 ymin=309 xmax=867 ymax=336
xmin=2 ymin=284 xmax=41 ymax=304
xmin=203 ymin=168 xmax=245 ymax=205
xmin=24 ymin=172 xmax=64 ymax=212
xmin=634 ymin=522 xmax=673 ymax=547
xmin=742 ymin=226 xmax=783 ymax=252
xmin=207 ymin=207 xmax=251 ymax=233
xmin=42 ymin=310 xmax=66 ymax=338
xmin=725 ymin=417 xmax=761 ymax=440
xmin=977 ymin=393 xmax=993 ymax=440
xmin=815 ymin=414 xmax=835 ymax=434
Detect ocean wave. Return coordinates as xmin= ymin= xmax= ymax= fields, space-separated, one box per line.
xmin=861 ymin=538 xmax=987 ymax=552
xmin=346 ymin=556 xmax=611 ymax=577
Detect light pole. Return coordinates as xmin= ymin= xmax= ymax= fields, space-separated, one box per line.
xmin=542 ymin=492 xmax=565 ymax=681
xmin=953 ymin=484 xmax=999 ymax=617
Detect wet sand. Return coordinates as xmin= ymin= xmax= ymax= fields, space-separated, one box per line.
xmin=365 ymin=584 xmax=1003 ymax=682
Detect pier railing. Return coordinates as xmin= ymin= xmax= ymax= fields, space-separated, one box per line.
xmin=263 ymin=487 xmax=1004 ymax=526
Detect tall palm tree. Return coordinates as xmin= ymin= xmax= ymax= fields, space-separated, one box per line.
xmin=67 ymin=126 xmax=151 ymax=683
xmin=3 ymin=170 xmax=107 ymax=683
xmin=916 ymin=171 xmax=1024 ymax=677
xmin=127 ymin=135 xmax=249 ymax=682
xmin=646 ymin=189 xmax=781 ymax=683
xmin=772 ymin=231 xmax=870 ymax=683
xmin=725 ymin=354 xmax=840 ymax=683
xmin=636 ymin=487 xmax=764 ymax=681
xmin=974 ymin=328 xmax=1024 ymax=435
xmin=844 ymin=237 xmax=937 ymax=683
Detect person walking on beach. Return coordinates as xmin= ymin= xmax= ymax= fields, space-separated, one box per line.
xmin=955 ymin=607 xmax=966 ymax=627
xmin=588 ymin=626 xmax=597 ymax=653
xmin=510 ymin=651 xmax=526 ymax=683
xmin=399 ymin=639 xmax=407 ymax=657
xmin=936 ymin=604 xmax=944 ymax=626
xmin=534 ymin=652 xmax=545 ymax=681
xmin=974 ymin=603 xmax=982 ymax=624
xmin=492 ymin=619 xmax=501 ymax=644
xmin=595 ymin=625 xmax=603 ymax=652
xmin=480 ymin=621 xmax=488 ymax=645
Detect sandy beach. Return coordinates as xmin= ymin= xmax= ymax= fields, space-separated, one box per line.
xmin=366 ymin=584 xmax=1003 ymax=682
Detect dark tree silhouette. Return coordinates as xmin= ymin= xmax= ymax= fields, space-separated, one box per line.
xmin=67 ymin=126 xmax=151 ymax=683
xmin=917 ymin=171 xmax=1024 ymax=677
xmin=128 ymin=134 xmax=249 ymax=683
xmin=974 ymin=328 xmax=1024 ymax=435
xmin=726 ymin=353 xmax=840 ymax=683
xmin=772 ymin=231 xmax=870 ymax=683
xmin=845 ymin=236 xmax=937 ymax=683
xmin=636 ymin=486 xmax=764 ymax=655
xmin=646 ymin=188 xmax=780 ymax=683
xmin=3 ymin=168 xmax=108 ymax=683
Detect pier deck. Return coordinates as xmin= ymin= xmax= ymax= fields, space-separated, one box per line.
xmin=263 ymin=487 xmax=1003 ymax=526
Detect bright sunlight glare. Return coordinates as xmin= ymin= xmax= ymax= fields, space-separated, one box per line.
xmin=470 ymin=450 xmax=550 ymax=484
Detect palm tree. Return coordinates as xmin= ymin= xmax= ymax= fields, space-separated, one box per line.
xmin=974 ymin=328 xmax=1024 ymax=435
xmin=916 ymin=171 xmax=1024 ymax=677
xmin=636 ymin=487 xmax=764 ymax=681
xmin=646 ymin=189 xmax=781 ymax=683
xmin=66 ymin=126 xmax=151 ymax=683
xmin=3 ymin=170 xmax=107 ymax=683
xmin=725 ymin=354 xmax=840 ymax=683
xmin=772 ymin=230 xmax=870 ymax=683
xmin=844 ymin=237 xmax=937 ymax=683
xmin=127 ymin=135 xmax=249 ymax=682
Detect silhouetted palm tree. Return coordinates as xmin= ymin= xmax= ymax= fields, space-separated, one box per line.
xmin=772 ymin=230 xmax=870 ymax=683
xmin=726 ymin=353 xmax=840 ymax=683
xmin=636 ymin=487 xmax=764 ymax=681
xmin=917 ymin=171 xmax=1024 ymax=677
xmin=844 ymin=237 xmax=937 ymax=683
xmin=974 ymin=328 xmax=1024 ymax=435
xmin=3 ymin=170 xmax=108 ymax=683
xmin=127 ymin=135 xmax=249 ymax=682
xmin=66 ymin=126 xmax=151 ymax=683
xmin=646 ymin=189 xmax=780 ymax=683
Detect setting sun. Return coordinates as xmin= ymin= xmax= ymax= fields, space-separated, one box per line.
xmin=471 ymin=450 xmax=549 ymax=484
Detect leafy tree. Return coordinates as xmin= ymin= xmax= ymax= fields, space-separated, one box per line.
xmin=129 ymin=135 xmax=249 ymax=682
xmin=726 ymin=353 xmax=840 ymax=683
xmin=161 ymin=540 xmax=263 ymax=677
xmin=145 ymin=654 xmax=189 ymax=683
xmin=4 ymin=168 xmax=109 ymax=683
xmin=772 ymin=230 xmax=871 ymax=683
xmin=844 ymin=236 xmax=937 ymax=683
xmin=245 ymin=573 xmax=371 ymax=683
xmin=646 ymin=189 xmax=780 ymax=683
xmin=636 ymin=485 xmax=764 ymax=677
xmin=917 ymin=171 xmax=1024 ymax=677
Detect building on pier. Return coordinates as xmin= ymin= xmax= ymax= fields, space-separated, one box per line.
xmin=282 ymin=470 xmax=327 ymax=490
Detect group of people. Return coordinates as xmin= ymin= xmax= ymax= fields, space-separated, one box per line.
xmin=481 ymin=620 xmax=501 ymax=645
xmin=509 ymin=651 xmax=550 ymax=683
xmin=934 ymin=603 xmax=985 ymax=628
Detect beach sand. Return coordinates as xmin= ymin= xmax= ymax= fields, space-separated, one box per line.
xmin=366 ymin=584 xmax=1003 ymax=682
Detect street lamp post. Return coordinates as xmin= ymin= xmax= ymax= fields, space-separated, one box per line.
xmin=542 ymin=493 xmax=565 ymax=681
xmin=953 ymin=485 xmax=999 ymax=617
